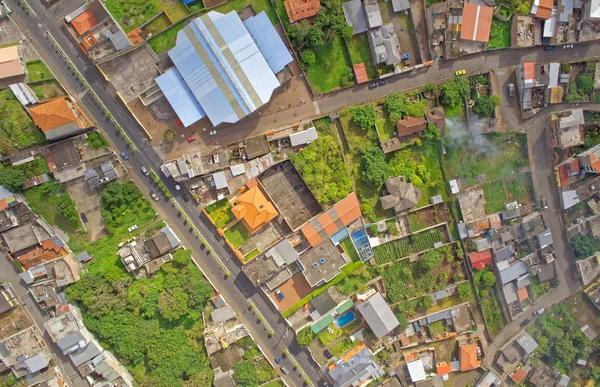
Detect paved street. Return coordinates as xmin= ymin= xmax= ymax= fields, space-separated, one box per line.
xmin=5 ymin=0 xmax=600 ymax=384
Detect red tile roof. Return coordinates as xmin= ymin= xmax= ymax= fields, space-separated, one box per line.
xmin=301 ymin=193 xmax=362 ymax=247
xmin=517 ymin=287 xmax=529 ymax=302
xmin=396 ymin=116 xmax=427 ymax=137
xmin=570 ymin=158 xmax=580 ymax=171
xmin=436 ymin=363 xmax=452 ymax=375
xmin=459 ymin=343 xmax=481 ymax=371
xmin=29 ymin=97 xmax=85 ymax=133
xmin=469 ymin=250 xmax=492 ymax=270
xmin=354 ymin=63 xmax=368 ymax=84
xmin=71 ymin=10 xmax=98 ymax=36
xmin=523 ymin=62 xmax=535 ymax=81
xmin=284 ymin=0 xmax=321 ymax=22
xmin=558 ymin=163 xmax=570 ymax=187
xmin=511 ymin=367 xmax=528 ymax=383
xmin=460 ymin=4 xmax=493 ymax=42
xmin=534 ymin=0 xmax=553 ymax=19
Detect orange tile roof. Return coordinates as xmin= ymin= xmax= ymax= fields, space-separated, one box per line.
xmin=0 ymin=45 xmax=18 ymax=63
xmin=301 ymin=193 xmax=362 ymax=247
xmin=511 ymin=367 xmax=528 ymax=383
xmin=459 ymin=343 xmax=481 ymax=371
xmin=570 ymin=158 xmax=580 ymax=171
xmin=534 ymin=0 xmax=553 ymax=19
xmin=523 ymin=62 xmax=535 ymax=81
xmin=284 ymin=0 xmax=321 ymax=22
xmin=354 ymin=63 xmax=368 ymax=84
xmin=436 ymin=362 xmax=452 ymax=375
xmin=341 ymin=343 xmax=365 ymax=362
xmin=81 ymin=34 xmax=98 ymax=49
xmin=469 ymin=250 xmax=492 ymax=270
xmin=18 ymin=239 xmax=66 ymax=270
xmin=460 ymin=4 xmax=493 ymax=42
xmin=517 ymin=287 xmax=529 ymax=302
xmin=127 ymin=28 xmax=144 ymax=45
xmin=71 ymin=10 xmax=98 ymax=35
xmin=558 ymin=164 xmax=570 ymax=187
xmin=29 ymin=97 xmax=84 ymax=133
xmin=231 ymin=186 xmax=278 ymax=234
xmin=396 ymin=116 xmax=427 ymax=137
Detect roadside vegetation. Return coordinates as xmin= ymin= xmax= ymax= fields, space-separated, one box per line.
xmin=86 ymin=131 xmax=110 ymax=149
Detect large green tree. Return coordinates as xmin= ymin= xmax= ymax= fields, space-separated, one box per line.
xmin=0 ymin=167 xmax=26 ymax=192
xmin=352 ymin=105 xmax=377 ymax=131
xmin=577 ymin=73 xmax=594 ymax=95
xmin=571 ymin=234 xmax=600 ymax=259
xmin=233 ymin=361 xmax=258 ymax=387
xmin=360 ymin=148 xmax=390 ymax=189
xmin=472 ymin=96 xmax=495 ymax=117
xmin=440 ymin=77 xmax=470 ymax=107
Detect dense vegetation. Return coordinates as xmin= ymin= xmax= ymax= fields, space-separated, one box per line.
xmin=570 ymin=234 xmax=600 ymax=259
xmin=66 ymin=249 xmax=214 ymax=386
xmin=86 ymin=131 xmax=110 ymax=149
xmin=384 ymin=93 xmax=428 ymax=122
xmin=440 ymin=77 xmax=470 ymax=107
xmin=474 ymin=268 xmax=505 ymax=336
xmin=101 ymin=181 xmax=156 ymax=233
xmin=0 ymin=89 xmax=45 ymax=154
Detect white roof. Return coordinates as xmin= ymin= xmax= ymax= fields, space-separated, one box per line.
xmin=407 ymin=360 xmax=426 ymax=382
xmin=590 ymin=0 xmax=600 ymax=18
xmin=548 ymin=63 xmax=560 ymax=88
xmin=449 ymin=179 xmax=459 ymax=194
xmin=213 ymin=171 xmax=228 ymax=190
xmin=543 ymin=8 xmax=557 ymax=37
xmin=230 ymin=164 xmax=245 ymax=176
xmin=289 ymin=127 xmax=318 ymax=147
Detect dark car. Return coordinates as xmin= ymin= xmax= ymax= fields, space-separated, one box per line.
xmin=378 ymin=79 xmax=388 ymax=87
xmin=520 ymin=318 xmax=530 ymax=328
xmin=544 ymin=45 xmax=556 ymax=51
xmin=80 ymin=213 xmax=88 ymax=223
xmin=368 ymin=82 xmax=378 ymax=90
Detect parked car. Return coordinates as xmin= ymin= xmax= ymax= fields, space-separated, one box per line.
xmin=544 ymin=45 xmax=556 ymax=51
xmin=535 ymin=308 xmax=545 ymax=316
xmin=274 ymin=357 xmax=281 ymax=364
xmin=80 ymin=212 xmax=88 ymax=223
xmin=455 ymin=69 xmax=466 ymax=76
xmin=120 ymin=151 xmax=128 ymax=160
xmin=378 ymin=79 xmax=388 ymax=87
xmin=508 ymin=83 xmax=515 ymax=97
xmin=175 ymin=184 xmax=181 ymax=191
xmin=150 ymin=191 xmax=159 ymax=202
xmin=477 ymin=346 xmax=482 ymax=357
xmin=182 ymin=194 xmax=190 ymax=202
xmin=520 ymin=318 xmax=531 ymax=327
xmin=276 ymin=290 xmax=285 ymax=300
xmin=281 ymin=366 xmax=290 ymax=375
xmin=141 ymin=166 xmax=149 ymax=176
xmin=563 ymin=44 xmax=574 ymax=49
xmin=368 ymin=82 xmax=378 ymax=90
xmin=187 ymin=136 xmax=196 ymax=142
xmin=400 ymin=53 xmax=410 ymax=60
xmin=128 ymin=225 xmax=138 ymax=232
xmin=540 ymin=195 xmax=548 ymax=209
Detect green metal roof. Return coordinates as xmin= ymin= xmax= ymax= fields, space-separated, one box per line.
xmin=311 ymin=314 xmax=334 ymax=334
xmin=336 ymin=300 xmax=354 ymax=315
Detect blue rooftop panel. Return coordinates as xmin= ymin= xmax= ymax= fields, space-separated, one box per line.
xmin=244 ymin=12 xmax=293 ymax=74
xmin=155 ymin=68 xmax=205 ymax=127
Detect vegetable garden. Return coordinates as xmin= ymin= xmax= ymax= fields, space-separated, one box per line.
xmin=373 ymin=227 xmax=445 ymax=265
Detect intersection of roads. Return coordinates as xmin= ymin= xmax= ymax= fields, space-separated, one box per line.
xmin=4 ymin=0 xmax=600 ymax=385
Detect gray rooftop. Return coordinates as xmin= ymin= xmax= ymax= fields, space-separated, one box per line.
xmin=365 ymin=4 xmax=383 ymax=28
xmin=343 ymin=0 xmax=368 ymax=34
xmin=392 ymin=0 xmax=410 ymax=11
xmin=503 ymin=282 xmax=519 ymax=304
xmin=356 ymin=293 xmax=399 ymax=338
xmin=2 ymin=222 xmax=48 ymax=253
xmin=69 ymin=340 xmax=103 ymax=366
xmin=537 ymin=228 xmax=553 ymax=249
xmin=57 ymin=331 xmax=85 ymax=353
xmin=499 ymin=261 xmax=528 ymax=284
xmin=211 ymin=305 xmax=236 ymax=324
xmin=75 ymin=251 xmax=91 ymax=263
xmin=516 ymin=332 xmax=539 ymax=355
xmin=328 ymin=346 xmax=384 ymax=387
xmin=24 ymin=352 xmax=48 ymax=374
xmin=265 ymin=239 xmax=299 ymax=267
xmin=299 ymin=239 xmax=348 ymax=287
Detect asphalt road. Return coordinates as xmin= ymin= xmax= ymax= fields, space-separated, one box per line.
xmin=6 ymin=0 xmax=600 ymax=384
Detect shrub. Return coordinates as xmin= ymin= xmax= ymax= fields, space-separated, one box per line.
xmin=351 ymin=105 xmax=377 ymax=131
xmin=577 ymin=73 xmax=594 ymax=95
xmin=86 ymin=131 xmax=110 ymax=149
xmin=360 ymin=148 xmax=390 ymax=189
xmin=163 ymin=128 xmax=177 ymax=143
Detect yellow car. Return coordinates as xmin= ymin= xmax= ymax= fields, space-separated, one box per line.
xmin=455 ymin=69 xmax=466 ymax=76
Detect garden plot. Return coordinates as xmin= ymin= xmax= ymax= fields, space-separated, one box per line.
xmin=373 ymin=226 xmax=447 ymax=265
xmin=407 ymin=202 xmax=451 ymax=232
xmin=380 ymin=243 xmax=467 ymax=304
xmin=482 ymin=173 xmax=533 ymax=214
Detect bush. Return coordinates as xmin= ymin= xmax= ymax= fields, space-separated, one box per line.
xmin=351 ymin=105 xmax=377 ymax=131
xmin=233 ymin=361 xmax=258 ymax=387
xmin=163 ymin=128 xmax=176 ymax=143
xmin=440 ymin=77 xmax=470 ymax=107
xmin=86 ymin=131 xmax=110 ymax=149
xmin=297 ymin=328 xmax=316 ymax=347
xmin=56 ymin=194 xmax=78 ymax=221
xmin=472 ymin=96 xmax=495 ymax=117
xmin=0 ymin=167 xmax=26 ymax=192
xmin=571 ymin=234 xmax=600 ymax=259
xmin=301 ymin=50 xmax=316 ymax=67
xmin=577 ymin=73 xmax=594 ymax=95
xmin=360 ymin=148 xmax=390 ymax=189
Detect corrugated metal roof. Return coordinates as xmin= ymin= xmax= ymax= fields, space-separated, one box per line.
xmin=290 ymin=127 xmax=318 ymax=147
xmin=548 ymin=63 xmax=559 ymax=87
xmin=213 ymin=171 xmax=228 ymax=189
xmin=160 ymin=11 xmax=281 ymax=127
xmin=156 ymin=68 xmax=206 ymax=127
xmin=244 ymin=12 xmax=293 ymax=74
xmin=9 ymin=83 xmax=36 ymax=106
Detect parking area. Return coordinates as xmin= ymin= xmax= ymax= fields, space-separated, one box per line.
xmin=379 ymin=1 xmax=420 ymax=66
xmin=259 ymin=160 xmax=322 ymax=230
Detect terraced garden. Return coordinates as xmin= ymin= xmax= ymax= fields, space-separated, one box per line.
xmin=373 ymin=227 xmax=445 ymax=265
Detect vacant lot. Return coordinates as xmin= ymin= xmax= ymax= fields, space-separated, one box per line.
xmin=29 ymin=79 xmax=65 ymax=101
xmin=488 ymin=19 xmax=511 ymax=49
xmin=482 ymin=174 xmax=533 ymax=214
xmin=24 ymin=183 xmax=81 ymax=234
xmin=0 ymin=88 xmax=45 ymax=153
xmin=305 ymin=36 xmax=354 ymax=94
xmin=144 ymin=13 xmax=172 ymax=35
xmin=347 ymin=34 xmax=377 ymax=81
xmin=26 ymin=60 xmax=52 ymax=82
xmin=408 ymin=202 xmax=451 ymax=232
xmin=105 ymin=0 xmax=189 ymax=32
xmin=148 ymin=20 xmax=186 ymax=53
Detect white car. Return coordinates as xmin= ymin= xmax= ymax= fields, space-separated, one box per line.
xmin=175 ymin=184 xmax=181 ymax=191
xmin=127 ymin=225 xmax=138 ymax=232
xmin=141 ymin=166 xmax=149 ymax=176
xmin=563 ymin=44 xmax=574 ymax=49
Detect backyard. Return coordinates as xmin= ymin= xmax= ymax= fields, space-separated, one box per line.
xmin=375 ymin=117 xmax=396 ymax=142
xmin=26 ymin=60 xmax=52 ymax=82
xmin=407 ymin=202 xmax=452 ymax=232
xmin=24 ymin=183 xmax=81 ymax=234
xmin=305 ymin=36 xmax=354 ymax=94
xmin=148 ymin=20 xmax=186 ymax=53
xmin=28 ymin=79 xmax=65 ymax=101
xmin=224 ymin=222 xmax=250 ymax=249
xmin=482 ymin=174 xmax=533 ymax=214
xmin=488 ymin=19 xmax=511 ymax=49
xmin=373 ymin=227 xmax=446 ymax=265
xmin=346 ymin=33 xmax=377 ymax=81
xmin=474 ymin=268 xmax=505 ymax=336
xmin=204 ymin=198 xmax=235 ymax=228
xmin=144 ymin=13 xmax=172 ymax=35
xmin=105 ymin=0 xmax=189 ymax=32
xmin=0 ymin=88 xmax=46 ymax=153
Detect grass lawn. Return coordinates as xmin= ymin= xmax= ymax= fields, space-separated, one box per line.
xmin=24 ymin=184 xmax=81 ymax=234
xmin=144 ymin=13 xmax=172 ymax=35
xmin=160 ymin=0 xmax=190 ymax=22
xmin=244 ymin=248 xmax=260 ymax=262
xmin=443 ymin=103 xmax=466 ymax=119
xmin=347 ymin=33 xmax=377 ymax=80
xmin=205 ymin=199 xmax=235 ymax=228
xmin=483 ymin=174 xmax=533 ymax=214
xmin=224 ymin=222 xmax=250 ymax=249
xmin=26 ymin=60 xmax=52 ymax=82
xmin=444 ymin=132 xmax=529 ymax=188
xmin=329 ymin=338 xmax=354 ymax=356
xmin=214 ymin=0 xmax=279 ymax=24
xmin=0 ymin=88 xmax=46 ymax=153
xmin=529 ymin=275 xmax=549 ymax=300
xmin=481 ymin=294 xmax=505 ymax=336
xmin=148 ymin=20 xmax=186 ymax=53
xmin=376 ymin=117 xmax=396 ymax=142
xmin=105 ymin=0 xmax=161 ymax=32
xmin=482 ymin=179 xmax=507 ymax=214
xmin=28 ymin=79 xmax=65 ymax=101
xmin=0 ymin=41 xmax=19 ymax=49
xmin=341 ymin=237 xmax=360 ymax=262
xmin=488 ymin=19 xmax=512 ymax=50
xmin=429 ymin=320 xmax=445 ymax=336
xmin=305 ymin=36 xmax=354 ymax=94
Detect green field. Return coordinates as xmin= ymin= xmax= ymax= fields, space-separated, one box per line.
xmin=148 ymin=20 xmax=186 ymax=53
xmin=488 ymin=19 xmax=511 ymax=49
xmin=305 ymin=36 xmax=354 ymax=94
xmin=0 ymin=88 xmax=46 ymax=153
xmin=26 ymin=60 xmax=52 ymax=82
xmin=224 ymin=222 xmax=250 ymax=248
xmin=24 ymin=183 xmax=81 ymax=234
xmin=214 ymin=0 xmax=279 ymax=24
xmin=347 ymin=33 xmax=377 ymax=81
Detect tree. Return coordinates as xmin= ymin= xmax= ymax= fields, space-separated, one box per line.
xmin=301 ymin=50 xmax=316 ymax=67
xmin=56 ymin=194 xmax=78 ymax=221
xmin=157 ymin=289 xmax=190 ymax=321
xmin=233 ymin=361 xmax=258 ymax=387
xmin=490 ymin=94 xmax=502 ymax=106
xmin=0 ymin=167 xmax=26 ymax=192
xmin=477 ymin=269 xmax=497 ymax=288
xmin=577 ymin=73 xmax=594 ymax=95
xmin=351 ymin=106 xmax=377 ymax=131
xmin=296 ymin=328 xmax=315 ymax=347
xmin=172 ymin=249 xmax=192 ymax=268
xmin=416 ymin=252 xmax=441 ymax=273
xmin=440 ymin=77 xmax=469 ymax=107
xmin=163 ymin=128 xmax=176 ymax=143
xmin=384 ymin=93 xmax=407 ymax=120
xmin=571 ymin=234 xmax=600 ymax=259
xmin=360 ymin=148 xmax=390 ymax=189
xmin=457 ymin=283 xmax=471 ymax=300
xmin=472 ymin=96 xmax=495 ymax=117
xmin=404 ymin=100 xmax=427 ymax=118
xmin=424 ymin=124 xmax=441 ymax=141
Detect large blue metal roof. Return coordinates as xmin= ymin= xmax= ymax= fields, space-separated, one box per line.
xmin=244 ymin=12 xmax=293 ymax=74
xmin=157 ymin=11 xmax=283 ymax=127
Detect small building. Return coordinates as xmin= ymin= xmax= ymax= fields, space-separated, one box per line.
xmin=70 ymin=9 xmax=98 ymax=36
xmin=396 ymin=116 xmax=427 ymax=138
xmin=531 ymin=0 xmax=553 ymax=19
xmin=84 ymin=162 xmax=118 ymax=189
xmin=460 ymin=4 xmax=493 ymax=42
xmin=368 ymin=23 xmax=401 ymax=66
xmin=380 ymin=176 xmax=422 ymax=214
xmin=537 ymin=228 xmax=553 ymax=250
xmin=457 ymin=188 xmax=486 ymax=223
xmin=301 ymin=192 xmax=361 ymax=247
xmin=407 ymin=359 xmax=427 ymax=383
xmin=551 ymin=109 xmax=585 ymax=148
xmin=2 ymin=221 xmax=50 ymax=255
xmin=0 ymin=45 xmax=24 ymax=80
xmin=29 ymin=97 xmax=89 ymax=141
xmin=475 ymin=370 xmax=502 ymax=387
xmin=356 ymin=292 xmax=399 ymax=338
xmin=144 ymin=226 xmax=181 ymax=259
xmin=469 ymin=250 xmax=492 ymax=270
xmin=581 ymin=324 xmax=598 ymax=340
xmin=557 ymin=158 xmax=580 ymax=187
xmin=426 ymin=106 xmax=446 ymax=132
xmin=392 ymin=0 xmax=410 ymax=12
xmin=499 ymin=261 xmax=528 ymax=284
xmin=284 ymin=0 xmax=321 ymax=23
xmin=459 ymin=342 xmax=481 ymax=371
xmin=449 ymin=180 xmax=459 ymax=194
xmin=328 ymin=344 xmax=384 ymax=387
xmin=289 ymin=127 xmax=318 ymax=147
xmin=231 ymin=185 xmax=278 ymax=234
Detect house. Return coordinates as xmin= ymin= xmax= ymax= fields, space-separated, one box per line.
xmin=70 ymin=9 xmax=98 ymax=35
xmin=284 ymin=0 xmax=321 ymax=22
xmin=328 ymin=344 xmax=384 ymax=387
xmin=143 ymin=226 xmax=181 ymax=259
xmin=289 ymin=127 xmax=318 ymax=147
xmin=155 ymin=11 xmax=293 ymax=127
xmin=367 ymin=23 xmax=401 ymax=66
xmin=29 ymin=97 xmax=89 ymax=141
xmin=531 ymin=0 xmax=553 ymax=19
xmin=2 ymin=221 xmax=50 ymax=255
xmin=475 ymin=370 xmax=502 ymax=387
xmin=356 ymin=292 xmax=399 ymax=338
xmin=499 ymin=261 xmax=528 ymax=284
xmin=396 ymin=116 xmax=427 ymax=138
xmin=380 ymin=176 xmax=422 ymax=214
xmin=231 ymin=185 xmax=278 ymax=234
xmin=298 ymin=239 xmax=349 ymax=287
xmin=0 ymin=326 xmax=51 ymax=378
xmin=458 ymin=188 xmax=486 ymax=223
xmin=407 ymin=359 xmax=427 ymax=382
xmin=301 ymin=192 xmax=362 ymax=247
xmin=459 ymin=342 xmax=481 ymax=371
xmin=426 ymin=106 xmax=446 ymax=132
xmin=537 ymin=228 xmax=553 ymax=250
xmin=557 ymin=158 xmax=580 ymax=187
xmin=551 ymin=109 xmax=585 ymax=148
xmin=460 ymin=4 xmax=493 ymax=42
xmin=84 ymin=162 xmax=118 ymax=189
xmin=342 ymin=0 xmax=368 ymax=34
xmin=511 ymin=365 xmax=531 ymax=384
xmin=578 ymin=143 xmax=600 ymax=174
xmin=0 ymin=45 xmax=24 ymax=80
xmin=469 ymin=250 xmax=492 ymax=270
